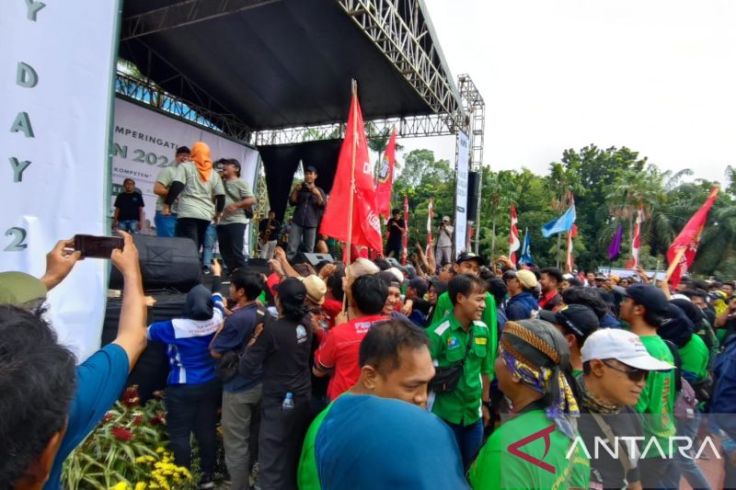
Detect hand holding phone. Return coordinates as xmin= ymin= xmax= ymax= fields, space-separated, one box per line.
xmin=73 ymin=234 xmax=124 ymax=259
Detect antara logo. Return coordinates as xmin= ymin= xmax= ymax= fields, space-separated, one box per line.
xmin=507 ymin=423 xmax=556 ymax=474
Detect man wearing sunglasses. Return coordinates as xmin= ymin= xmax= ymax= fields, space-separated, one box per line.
xmin=576 ymin=328 xmax=674 ymax=490
xmin=619 ymin=284 xmax=679 ymax=489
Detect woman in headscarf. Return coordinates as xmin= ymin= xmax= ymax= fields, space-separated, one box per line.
xmin=469 ymin=319 xmax=589 ymax=490
xmin=164 ymin=141 xmax=226 ymax=265
xmin=146 ymin=260 xmax=225 ymax=489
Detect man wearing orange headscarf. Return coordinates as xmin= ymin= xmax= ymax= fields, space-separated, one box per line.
xmin=165 ymin=141 xmax=226 ymax=264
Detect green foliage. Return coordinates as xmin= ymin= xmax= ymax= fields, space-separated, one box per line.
xmin=392 ymin=144 xmax=736 ymax=278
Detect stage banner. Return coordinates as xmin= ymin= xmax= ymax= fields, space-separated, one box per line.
xmin=454 ymin=131 xmax=470 ymax=255
xmin=112 ymin=98 xmax=259 ymax=226
xmin=0 ymin=1 xmax=119 ymax=362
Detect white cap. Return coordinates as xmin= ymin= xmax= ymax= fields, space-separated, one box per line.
xmin=387 ymin=267 xmax=404 ymax=284
xmin=581 ymin=328 xmax=673 ymax=371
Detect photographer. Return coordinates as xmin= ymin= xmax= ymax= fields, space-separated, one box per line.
xmin=287 ymin=166 xmax=326 ymax=259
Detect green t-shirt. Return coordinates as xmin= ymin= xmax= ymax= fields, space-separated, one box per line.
xmin=571 ymin=368 xmax=583 ymax=379
xmin=220 ymin=178 xmax=254 ymax=225
xmin=428 ymin=314 xmax=494 ymax=425
xmin=469 ymin=409 xmax=590 ymax=490
xmin=154 ymin=165 xmax=177 ymax=212
xmin=172 ymin=161 xmax=225 ymax=220
xmin=679 ymin=334 xmax=710 ymax=382
xmin=297 ymin=401 xmax=334 ymax=490
xmin=634 ymin=334 xmax=676 ymax=458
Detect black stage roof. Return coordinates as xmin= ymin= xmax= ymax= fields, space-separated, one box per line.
xmin=120 ymin=0 xmax=451 ymax=131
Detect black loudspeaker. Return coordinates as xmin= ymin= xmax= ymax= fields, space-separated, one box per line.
xmin=297 ymin=252 xmax=335 ymax=267
xmin=109 ymin=235 xmax=201 ymax=292
xmin=467 ymin=171 xmax=481 ymax=223
xmin=243 ymin=257 xmax=270 ymax=275
xmin=102 ymin=291 xmax=188 ymax=402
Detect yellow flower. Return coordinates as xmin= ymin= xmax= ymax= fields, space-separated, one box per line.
xmin=155 ymin=446 xmax=165 ymax=453
xmin=111 ymin=483 xmax=130 ymax=490
xmin=134 ymin=483 xmax=147 ymax=490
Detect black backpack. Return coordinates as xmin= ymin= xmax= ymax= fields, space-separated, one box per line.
xmin=215 ymin=305 xmax=266 ymax=382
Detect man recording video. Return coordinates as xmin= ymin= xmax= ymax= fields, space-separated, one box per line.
xmin=287 ymin=165 xmax=326 ymax=259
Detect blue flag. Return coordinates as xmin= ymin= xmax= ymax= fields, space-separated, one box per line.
xmin=541 ymin=205 xmax=576 ymax=238
xmin=519 ymin=229 xmax=533 ymax=265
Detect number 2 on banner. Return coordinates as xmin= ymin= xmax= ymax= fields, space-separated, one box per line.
xmin=4 ymin=227 xmax=28 ymax=251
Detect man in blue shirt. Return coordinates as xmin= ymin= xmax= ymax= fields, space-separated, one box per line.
xmin=211 ymin=270 xmax=266 ymax=490
xmin=0 ymin=233 xmax=148 ymax=489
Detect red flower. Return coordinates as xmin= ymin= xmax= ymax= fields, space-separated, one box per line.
xmin=132 ymin=414 xmax=144 ymax=426
xmin=111 ymin=426 xmax=134 ymax=441
xmin=149 ymin=413 xmax=166 ymax=426
xmin=102 ymin=412 xmax=114 ymax=424
xmin=122 ymin=386 xmax=140 ymax=407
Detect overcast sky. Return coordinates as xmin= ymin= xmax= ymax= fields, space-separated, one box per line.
xmin=399 ymin=0 xmax=735 ymax=184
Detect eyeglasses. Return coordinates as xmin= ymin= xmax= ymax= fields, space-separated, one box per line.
xmin=602 ymin=360 xmax=648 ymax=383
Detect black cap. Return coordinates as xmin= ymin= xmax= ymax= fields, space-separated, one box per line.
xmin=409 ymin=277 xmax=428 ymax=297
xmin=305 ymin=165 xmax=318 ymax=173
xmin=624 ymin=284 xmax=670 ymax=316
xmin=176 ymin=146 xmax=191 ymax=155
xmin=539 ymin=304 xmax=600 ymax=341
xmin=456 ymin=252 xmax=483 ymax=266
xmin=275 ymin=277 xmax=307 ymax=305
xmin=225 ymin=158 xmax=241 ymax=171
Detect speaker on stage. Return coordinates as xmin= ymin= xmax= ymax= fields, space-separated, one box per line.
xmin=467 ymin=171 xmax=481 ymax=223
xmin=297 ymin=252 xmax=335 ymax=267
xmin=109 ymin=234 xmax=201 ymax=292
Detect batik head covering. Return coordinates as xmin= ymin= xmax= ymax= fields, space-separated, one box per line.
xmin=499 ymin=319 xmax=580 ymax=439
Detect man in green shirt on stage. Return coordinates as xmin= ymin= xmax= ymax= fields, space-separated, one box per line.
xmin=428 ymin=273 xmax=494 ymax=470
xmin=619 ymin=284 xmax=678 ymax=489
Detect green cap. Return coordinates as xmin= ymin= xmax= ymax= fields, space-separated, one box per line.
xmin=0 ymin=272 xmax=47 ymax=307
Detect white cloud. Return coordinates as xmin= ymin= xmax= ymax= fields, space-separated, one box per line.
xmin=401 ymin=0 xmax=736 ymax=183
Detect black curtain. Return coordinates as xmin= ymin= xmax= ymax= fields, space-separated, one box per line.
xmin=258 ymin=139 xmax=343 ymax=221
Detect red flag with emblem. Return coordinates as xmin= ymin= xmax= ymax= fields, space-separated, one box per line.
xmin=319 ymin=88 xmax=383 ymax=252
xmin=667 ymin=187 xmax=719 ymax=288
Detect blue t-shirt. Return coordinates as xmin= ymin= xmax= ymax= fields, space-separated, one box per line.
xmin=45 ymin=343 xmax=130 ymax=489
xmin=210 ymin=303 xmax=263 ymax=392
xmin=147 ymin=293 xmax=224 ymax=386
xmin=312 ymin=395 xmax=469 ymax=489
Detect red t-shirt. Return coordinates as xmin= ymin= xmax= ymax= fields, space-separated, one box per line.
xmin=315 ymin=314 xmax=387 ymax=400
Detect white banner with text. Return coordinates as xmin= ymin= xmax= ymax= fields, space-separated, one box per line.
xmin=454 ymin=131 xmax=470 ymax=255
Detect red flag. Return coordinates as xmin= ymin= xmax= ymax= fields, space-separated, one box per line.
xmin=508 ymin=205 xmax=520 ymax=265
xmin=667 ymin=187 xmax=719 ymax=288
xmin=320 ymin=89 xmax=383 ymax=252
xmin=566 ymin=224 xmax=578 ymax=273
xmin=375 ymin=129 xmax=397 ymax=219
xmin=401 ymin=195 xmax=409 ymax=264
xmin=625 ymin=208 xmax=643 ymax=269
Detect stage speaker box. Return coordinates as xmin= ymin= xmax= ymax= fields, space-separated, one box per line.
xmin=467 ymin=171 xmax=481 ymax=223
xmin=297 ymin=252 xmax=335 ymax=267
xmin=102 ymin=291 xmax=188 ymax=403
xmin=243 ymin=257 xmax=270 ymax=276
xmin=109 ymin=235 xmax=201 ymax=292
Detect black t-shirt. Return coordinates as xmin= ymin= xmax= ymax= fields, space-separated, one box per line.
xmin=387 ymin=217 xmax=403 ymax=246
xmin=291 ymin=184 xmax=325 ymax=228
xmin=577 ymin=405 xmax=642 ymax=489
xmin=259 ymin=218 xmax=281 ymax=239
xmin=114 ymin=192 xmax=144 ymax=221
xmin=239 ymin=314 xmax=313 ymax=398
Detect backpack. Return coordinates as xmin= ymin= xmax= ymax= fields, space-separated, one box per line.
xmin=663 ymin=339 xmax=698 ymax=420
xmin=215 ymin=305 xmax=266 ymax=382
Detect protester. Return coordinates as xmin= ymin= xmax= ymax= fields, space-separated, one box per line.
xmin=503 ymin=269 xmax=540 ymax=321
xmin=287 ymin=165 xmax=326 ymax=258
xmin=426 ymin=278 xmax=447 ymax=324
xmin=562 ymin=286 xmax=621 ymax=328
xmin=313 ymin=274 xmax=389 ymax=400
xmin=147 ymin=260 xmax=225 ymax=489
xmin=0 ymin=233 xmax=147 ymax=490
xmin=618 ymin=284 xmax=679 ymax=488
xmin=113 ymin=178 xmax=144 ymax=233
xmin=577 ymin=328 xmax=673 ymax=490
xmin=384 ymin=208 xmax=405 ymax=258
xmin=259 ymin=210 xmax=281 ymax=260
xmin=210 ymin=270 xmax=265 ymax=490
xmin=540 ymin=304 xmax=600 ymax=377
xmin=378 ymin=270 xmax=403 ymax=315
xmin=538 ymin=266 xmax=563 ymax=311
xmin=436 ymin=216 xmax=454 ymax=265
xmin=298 ymin=318 xmax=469 ymax=489
xmin=217 ymin=158 xmax=255 ymax=273
xmin=486 ymin=277 xmax=508 ymax=333
xmin=428 ymin=274 xmax=494 ymax=470
xmin=154 ymin=146 xmax=190 ymax=237
xmin=239 ymin=277 xmax=313 ymax=489
xmin=167 ymin=141 xmax=226 ymax=260
xmin=469 ymin=319 xmax=589 ymax=489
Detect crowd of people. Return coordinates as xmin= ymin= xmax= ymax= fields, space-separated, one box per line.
xmin=5 ymin=144 xmax=736 ymax=489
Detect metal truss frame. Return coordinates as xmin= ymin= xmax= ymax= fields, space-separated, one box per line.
xmin=121 ymin=0 xmax=280 ymax=41
xmin=457 ymin=74 xmax=485 ymax=170
xmin=336 ymin=0 xmax=464 ymax=132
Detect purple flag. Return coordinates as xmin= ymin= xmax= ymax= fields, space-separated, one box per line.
xmin=608 ymin=223 xmax=624 ymax=261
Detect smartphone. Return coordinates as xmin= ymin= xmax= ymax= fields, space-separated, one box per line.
xmin=73 ymin=234 xmax=124 ymax=259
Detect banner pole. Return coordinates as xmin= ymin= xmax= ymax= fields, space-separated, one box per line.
xmin=343 ymin=79 xmax=358 ymax=312
xmin=665 ymin=247 xmax=686 ymax=282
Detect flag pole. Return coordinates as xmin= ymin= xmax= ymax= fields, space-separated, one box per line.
xmin=665 ymin=247 xmax=686 ymax=282
xmin=343 ymin=80 xmax=359 ymax=312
